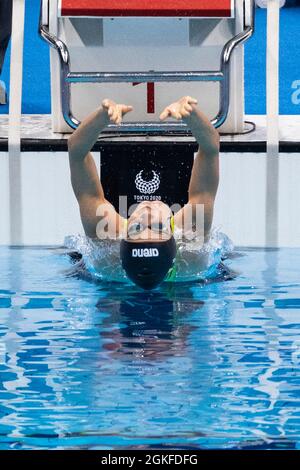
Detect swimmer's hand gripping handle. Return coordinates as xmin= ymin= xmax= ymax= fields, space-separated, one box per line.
xmin=159 ymin=96 xmax=198 ymax=121
xmin=102 ymin=99 xmax=133 ymax=126
xmin=160 ymin=96 xmax=219 ymax=155
xmin=68 ymin=99 xmax=133 ymax=160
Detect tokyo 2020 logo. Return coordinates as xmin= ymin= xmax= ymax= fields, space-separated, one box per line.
xmin=135 ymin=170 xmax=160 ymax=194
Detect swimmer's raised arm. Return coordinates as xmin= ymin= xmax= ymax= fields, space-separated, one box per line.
xmin=68 ymin=100 xmax=133 ymax=238
xmin=68 ymin=99 xmax=133 ymax=161
xmin=159 ymin=96 xmax=219 ymax=154
xmin=160 ymin=96 xmax=219 ymax=237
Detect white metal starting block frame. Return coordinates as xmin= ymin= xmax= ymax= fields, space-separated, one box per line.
xmin=39 ymin=0 xmax=255 ymax=134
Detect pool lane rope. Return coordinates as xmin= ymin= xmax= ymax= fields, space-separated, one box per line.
xmin=266 ymin=0 xmax=280 ymax=247
xmin=8 ymin=0 xmax=25 ymax=245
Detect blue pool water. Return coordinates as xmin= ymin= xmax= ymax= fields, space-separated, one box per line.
xmin=0 ymin=246 xmax=300 ymax=450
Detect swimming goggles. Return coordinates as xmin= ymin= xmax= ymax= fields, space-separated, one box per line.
xmin=126 ymin=216 xmax=175 ymax=237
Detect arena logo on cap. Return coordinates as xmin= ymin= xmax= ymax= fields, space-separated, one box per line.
xmin=135 ymin=170 xmax=160 ymax=194
xmin=132 ymin=248 xmax=159 ymax=258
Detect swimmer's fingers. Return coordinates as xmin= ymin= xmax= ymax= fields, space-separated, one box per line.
xmin=107 ymin=106 xmax=114 ymax=117
xmin=102 ymin=99 xmax=110 ymax=109
xmin=180 ymin=108 xmax=190 ymax=118
xmin=159 ymin=108 xmax=171 ymax=121
xmin=185 ymin=96 xmax=198 ymax=106
xmin=167 ymin=102 xmax=182 ymax=120
xmin=102 ymin=100 xmax=116 ymax=121
xmin=160 ymin=104 xmax=184 ymax=120
xmin=115 ymin=113 xmax=122 ymax=125
xmin=169 ymin=106 xmax=182 ymax=120
xmin=110 ymin=107 xmax=120 ymax=124
xmin=121 ymin=105 xmax=133 ymax=115
xmin=102 ymin=100 xmax=132 ymax=123
xmin=102 ymin=98 xmax=115 ymax=111
xmin=179 ymin=103 xmax=194 ymax=119
xmin=113 ymin=105 xmax=133 ymax=125
xmin=184 ymin=103 xmax=193 ymax=113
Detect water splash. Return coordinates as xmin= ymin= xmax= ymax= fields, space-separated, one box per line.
xmin=64 ymin=228 xmax=234 ymax=284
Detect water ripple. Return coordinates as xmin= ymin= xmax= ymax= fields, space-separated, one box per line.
xmin=0 ymin=247 xmax=300 ymax=449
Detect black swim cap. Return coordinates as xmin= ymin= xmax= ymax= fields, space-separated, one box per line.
xmin=120 ymin=237 xmax=177 ymax=290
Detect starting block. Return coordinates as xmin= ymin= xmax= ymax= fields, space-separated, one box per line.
xmin=39 ymin=0 xmax=254 ymax=133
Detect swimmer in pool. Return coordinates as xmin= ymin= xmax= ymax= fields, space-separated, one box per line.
xmin=68 ymin=96 xmax=220 ymax=289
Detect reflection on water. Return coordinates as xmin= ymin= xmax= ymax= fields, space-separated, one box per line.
xmin=0 ymin=247 xmax=299 ymax=449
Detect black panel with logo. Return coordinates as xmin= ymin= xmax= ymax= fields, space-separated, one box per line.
xmin=99 ymin=143 xmax=195 ymax=217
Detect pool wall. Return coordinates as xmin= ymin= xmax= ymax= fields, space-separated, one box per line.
xmin=0 ymin=149 xmax=299 ymax=247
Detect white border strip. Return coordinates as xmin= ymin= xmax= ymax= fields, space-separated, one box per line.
xmin=266 ymin=0 xmax=280 ymax=247
xmin=231 ymin=0 xmax=235 ymax=18
xmin=8 ymin=0 xmax=25 ymax=245
xmin=58 ymin=0 xmax=62 ymax=18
